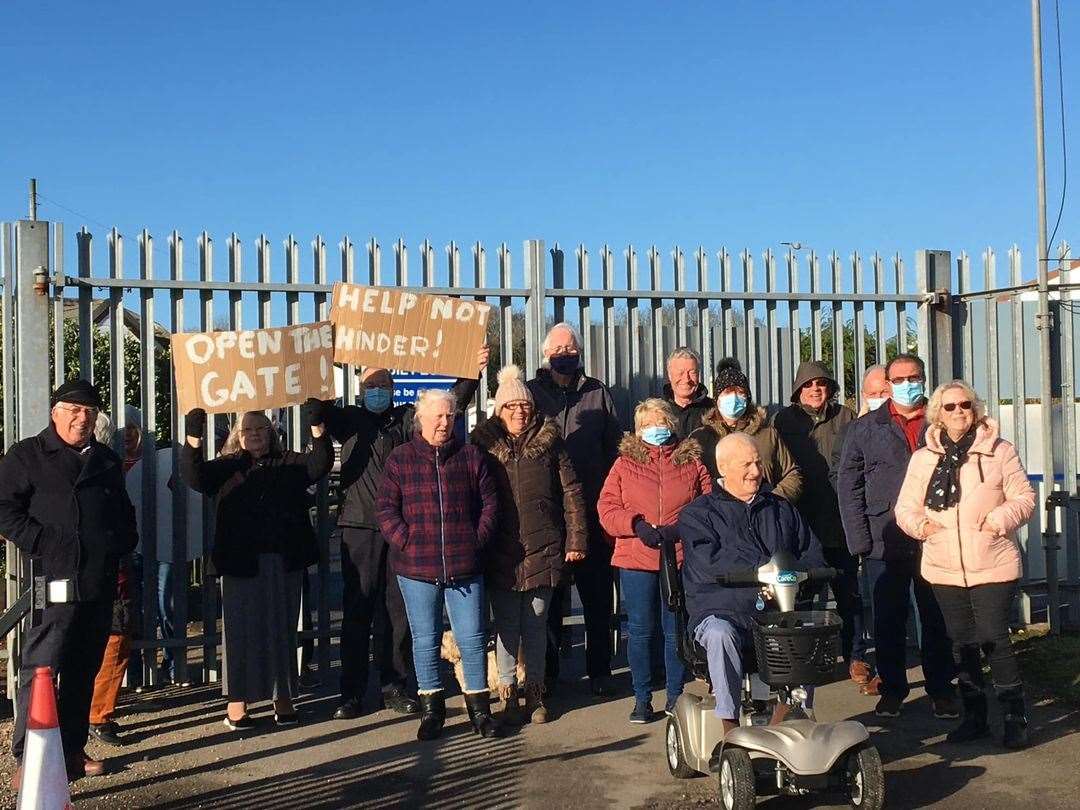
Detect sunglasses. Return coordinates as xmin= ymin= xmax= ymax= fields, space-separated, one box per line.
xmin=942 ymin=401 xmax=973 ymax=412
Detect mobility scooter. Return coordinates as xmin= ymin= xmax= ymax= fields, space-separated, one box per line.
xmin=660 ymin=542 xmax=884 ymax=810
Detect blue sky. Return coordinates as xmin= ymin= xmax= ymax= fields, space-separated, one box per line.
xmin=2 ymin=0 xmax=1071 ymax=293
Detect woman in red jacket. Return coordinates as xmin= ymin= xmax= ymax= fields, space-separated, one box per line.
xmin=599 ymin=398 xmax=712 ymax=723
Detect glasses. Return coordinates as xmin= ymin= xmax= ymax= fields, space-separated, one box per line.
xmin=548 ymin=346 xmax=579 ymax=356
xmin=802 ymin=379 xmax=829 ymax=389
xmin=55 ymin=403 xmax=98 ymax=419
xmin=889 ymin=375 xmax=924 ymax=384
xmin=503 ymin=403 xmax=533 ymax=413
xmin=942 ymin=401 xmax=973 ymax=412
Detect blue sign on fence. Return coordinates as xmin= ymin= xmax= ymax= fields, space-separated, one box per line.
xmin=393 ymin=373 xmax=456 ymax=404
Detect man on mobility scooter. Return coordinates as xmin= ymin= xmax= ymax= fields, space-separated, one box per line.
xmin=664 ymin=432 xmax=884 ymax=809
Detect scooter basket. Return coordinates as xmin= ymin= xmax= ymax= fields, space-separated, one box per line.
xmin=750 ymin=610 xmax=841 ymax=686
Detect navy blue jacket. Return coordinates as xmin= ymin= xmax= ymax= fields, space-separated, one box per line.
xmin=678 ymin=485 xmax=824 ymax=636
xmin=835 ymin=400 xmax=926 ymax=561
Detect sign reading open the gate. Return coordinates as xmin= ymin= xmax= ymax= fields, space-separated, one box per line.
xmin=330 ymin=283 xmax=491 ymax=379
xmin=171 ymin=322 xmax=335 ymax=414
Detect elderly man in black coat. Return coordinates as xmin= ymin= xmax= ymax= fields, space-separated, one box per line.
xmin=0 ymin=380 xmax=139 ymax=783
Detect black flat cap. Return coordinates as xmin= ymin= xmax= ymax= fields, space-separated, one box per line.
xmin=50 ymin=379 xmax=104 ymax=409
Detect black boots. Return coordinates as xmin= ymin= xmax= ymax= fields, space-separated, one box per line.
xmin=417 ymin=692 xmax=446 ymax=741
xmin=464 ymin=692 xmax=504 ymax=738
xmin=383 ymin=685 xmax=420 ymax=716
xmin=946 ymin=689 xmax=990 ymax=743
xmin=999 ymin=687 xmax=1029 ymax=749
xmin=417 ymin=691 xmax=504 ymax=740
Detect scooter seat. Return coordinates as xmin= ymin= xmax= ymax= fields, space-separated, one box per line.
xmin=722 ymin=719 xmax=869 ymax=776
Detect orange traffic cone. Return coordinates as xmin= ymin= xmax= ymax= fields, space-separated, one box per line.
xmin=17 ymin=666 xmax=73 ymax=810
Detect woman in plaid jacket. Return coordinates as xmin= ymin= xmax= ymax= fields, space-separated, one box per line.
xmin=377 ymin=389 xmax=500 ymax=742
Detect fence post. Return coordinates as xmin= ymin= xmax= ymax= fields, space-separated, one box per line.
xmin=915 ymin=249 xmax=953 ymax=389
xmin=524 ymin=240 xmax=546 ymax=378
xmin=9 ymin=217 xmax=52 ymax=699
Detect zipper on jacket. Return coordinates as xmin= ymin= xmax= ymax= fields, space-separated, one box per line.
xmin=954 ymin=507 xmax=968 ymax=587
xmin=656 ymin=450 xmax=664 ymax=531
xmin=435 ymin=448 xmax=448 ymax=583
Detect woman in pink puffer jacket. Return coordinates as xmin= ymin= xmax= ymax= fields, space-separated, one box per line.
xmin=895 ymin=380 xmax=1035 ymax=750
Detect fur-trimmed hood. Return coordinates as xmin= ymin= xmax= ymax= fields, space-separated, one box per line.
xmin=617 ymin=432 xmax=703 ymax=466
xmin=701 ymin=404 xmax=768 ymax=437
xmin=470 ymin=416 xmax=562 ymax=464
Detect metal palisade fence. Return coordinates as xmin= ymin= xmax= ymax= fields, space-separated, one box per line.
xmin=1 ymin=217 xmax=1078 ymax=693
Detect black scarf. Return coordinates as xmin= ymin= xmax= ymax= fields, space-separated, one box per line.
xmin=924 ymin=428 xmax=977 ymax=511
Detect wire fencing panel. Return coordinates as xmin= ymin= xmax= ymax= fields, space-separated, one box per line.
xmin=10 ymin=224 xmax=1077 ymax=689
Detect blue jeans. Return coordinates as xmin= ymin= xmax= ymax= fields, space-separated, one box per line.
xmin=157 ymin=561 xmax=176 ymax=680
xmin=619 ymin=568 xmax=686 ymax=705
xmin=823 ymin=545 xmax=868 ymax=663
xmin=397 ymin=575 xmax=487 ymax=693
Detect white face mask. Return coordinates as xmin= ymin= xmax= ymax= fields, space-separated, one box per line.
xmin=866 ymin=397 xmax=887 ymax=412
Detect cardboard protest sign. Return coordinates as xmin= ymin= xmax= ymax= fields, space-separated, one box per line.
xmin=171 ymin=321 xmax=335 ymax=414
xmin=329 ymin=284 xmax=491 ymax=379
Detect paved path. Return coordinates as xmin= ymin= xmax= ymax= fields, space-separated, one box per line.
xmin=6 ymin=659 xmax=1071 ymax=809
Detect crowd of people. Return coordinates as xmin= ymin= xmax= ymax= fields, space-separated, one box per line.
xmin=0 ymin=320 xmax=1039 ymax=786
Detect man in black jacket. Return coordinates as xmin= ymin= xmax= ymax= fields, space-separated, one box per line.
xmin=661 ymin=347 xmax=714 ymax=439
xmin=0 ymin=380 xmax=139 ymax=782
xmin=320 ymin=349 xmax=486 ymax=720
xmin=528 ymin=323 xmax=622 ymax=696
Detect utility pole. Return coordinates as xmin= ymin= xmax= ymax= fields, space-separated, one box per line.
xmin=28 ymin=178 xmax=37 ymax=221
xmin=1031 ymin=0 xmax=1060 ymax=633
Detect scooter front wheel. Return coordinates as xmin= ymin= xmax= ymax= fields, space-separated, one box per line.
xmin=846 ymin=743 xmax=885 ymax=810
xmin=718 ymin=748 xmax=755 ymax=810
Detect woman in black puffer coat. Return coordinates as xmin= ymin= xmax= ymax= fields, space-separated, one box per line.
xmin=181 ymin=403 xmax=331 ymax=730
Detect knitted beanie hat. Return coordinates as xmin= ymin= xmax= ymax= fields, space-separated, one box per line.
xmin=713 ymin=357 xmax=753 ymax=402
xmin=494 ymin=365 xmax=533 ymax=414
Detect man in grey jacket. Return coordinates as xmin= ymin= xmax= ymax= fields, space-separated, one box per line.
xmin=528 ymin=322 xmax=622 ymax=696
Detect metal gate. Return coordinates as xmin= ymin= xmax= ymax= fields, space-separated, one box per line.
xmin=2 ymin=215 xmax=1077 ymax=694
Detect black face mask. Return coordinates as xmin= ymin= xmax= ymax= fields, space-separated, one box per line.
xmin=549 ymin=355 xmax=579 ymax=375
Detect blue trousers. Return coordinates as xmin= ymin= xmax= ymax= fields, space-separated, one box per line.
xmin=397 ymin=575 xmax=487 ymax=693
xmin=620 ymin=568 xmax=686 ymax=704
xmin=694 ymin=615 xmax=746 ymax=720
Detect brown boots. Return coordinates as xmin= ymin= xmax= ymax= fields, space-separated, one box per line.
xmin=498 ymin=683 xmax=522 ymax=725
xmin=498 ymin=682 xmax=549 ymax=724
xmin=524 ymin=682 xmax=548 ymax=724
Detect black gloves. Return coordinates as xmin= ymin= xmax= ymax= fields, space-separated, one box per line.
xmin=632 ymin=517 xmax=664 ymax=549
xmin=302 ymin=398 xmax=329 ymax=428
xmin=185 ymin=408 xmax=207 ymax=438
xmin=658 ymin=525 xmax=679 ymax=544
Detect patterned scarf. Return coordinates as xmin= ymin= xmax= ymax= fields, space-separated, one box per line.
xmin=924 ymin=428 xmax=977 ymax=511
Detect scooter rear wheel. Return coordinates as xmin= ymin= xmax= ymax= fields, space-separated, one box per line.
xmin=846 ymin=743 xmax=885 ymax=810
xmin=665 ymin=716 xmax=697 ymax=779
xmin=718 ymin=748 xmax=755 ymax=810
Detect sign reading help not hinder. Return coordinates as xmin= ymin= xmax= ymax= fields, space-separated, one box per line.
xmin=171 ymin=321 xmax=336 ymax=414
xmin=330 ymin=283 xmax=491 ymax=379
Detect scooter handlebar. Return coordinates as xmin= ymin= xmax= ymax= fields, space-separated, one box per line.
xmin=804 ymin=567 xmax=839 ymax=582
xmin=716 ymin=570 xmax=763 ymax=586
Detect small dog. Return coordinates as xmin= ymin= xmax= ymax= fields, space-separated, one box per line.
xmin=440 ymin=630 xmax=526 ymax=696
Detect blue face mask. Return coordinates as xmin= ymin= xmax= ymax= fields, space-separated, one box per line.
xmin=890 ymin=380 xmax=925 ymax=407
xmin=641 ymin=426 xmax=673 ymax=446
xmin=718 ymin=392 xmax=748 ymax=420
xmin=866 ymin=396 xmax=887 ymax=412
xmin=364 ymin=387 xmax=392 ymax=414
